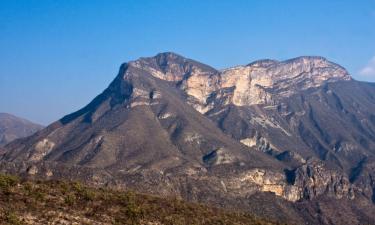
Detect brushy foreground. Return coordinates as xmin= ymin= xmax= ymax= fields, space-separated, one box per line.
xmin=0 ymin=174 xmax=278 ymax=225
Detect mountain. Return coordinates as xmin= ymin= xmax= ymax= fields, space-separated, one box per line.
xmin=1 ymin=52 xmax=375 ymax=224
xmin=0 ymin=113 xmax=43 ymax=146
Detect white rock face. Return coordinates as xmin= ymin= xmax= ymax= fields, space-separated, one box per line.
xmin=129 ymin=101 xmax=159 ymax=108
xmin=221 ymin=65 xmax=273 ymax=106
xmin=158 ymin=112 xmax=174 ymax=119
xmin=184 ymin=72 xmax=219 ymax=104
xmin=129 ymin=61 xmax=171 ymax=81
xmin=184 ymin=133 xmax=203 ymax=144
xmin=189 ymin=101 xmax=214 ymax=114
xmin=214 ymin=148 xmax=236 ymax=165
xmin=241 ymin=135 xmax=279 ymax=153
xmin=27 ymin=165 xmax=38 ymax=175
xmin=132 ymin=55 xmax=351 ymax=112
xmin=250 ymin=116 xmax=292 ymax=136
xmin=226 ymin=168 xmax=301 ymax=202
xmin=132 ymin=88 xmax=150 ymax=98
xmin=29 ymin=139 xmax=55 ymax=161
xmin=218 ymin=57 xmax=350 ymax=107
xmin=240 ymin=137 xmax=257 ymax=147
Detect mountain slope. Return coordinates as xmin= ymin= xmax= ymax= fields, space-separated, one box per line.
xmin=0 ymin=173 xmax=275 ymax=225
xmin=1 ymin=53 xmax=291 ymax=205
xmin=1 ymin=52 xmax=375 ymax=224
xmin=0 ymin=113 xmax=43 ymax=146
xmin=2 ymin=54 xmax=282 ymax=170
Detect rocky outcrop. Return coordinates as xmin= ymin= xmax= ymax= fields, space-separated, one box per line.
xmin=225 ymin=168 xmax=301 ymax=202
xmin=222 ymin=159 xmax=355 ymax=203
xmin=293 ymin=159 xmax=355 ymax=200
xmin=349 ymin=157 xmax=375 ymax=201
xmin=29 ymin=139 xmax=55 ymax=162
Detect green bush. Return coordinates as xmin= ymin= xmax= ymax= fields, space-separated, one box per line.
xmin=80 ymin=188 xmax=96 ymax=201
xmin=123 ymin=200 xmax=144 ymax=221
xmin=72 ymin=181 xmax=84 ymax=193
xmin=0 ymin=174 xmax=19 ymax=195
xmin=64 ymin=194 xmax=76 ymax=206
xmin=5 ymin=211 xmax=23 ymax=225
xmin=31 ymin=190 xmax=45 ymax=201
xmin=71 ymin=181 xmax=96 ymax=201
xmin=22 ymin=182 xmax=33 ymax=194
xmin=59 ymin=182 xmax=69 ymax=194
xmin=115 ymin=191 xmax=144 ymax=224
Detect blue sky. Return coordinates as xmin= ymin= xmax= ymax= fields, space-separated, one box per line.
xmin=1 ymin=0 xmax=375 ymax=125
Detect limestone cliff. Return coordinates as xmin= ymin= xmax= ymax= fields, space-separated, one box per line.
xmin=136 ymin=53 xmax=351 ymax=110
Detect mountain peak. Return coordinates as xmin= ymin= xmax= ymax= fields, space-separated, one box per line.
xmin=126 ymin=52 xmax=217 ymax=82
xmin=285 ymin=55 xmax=327 ymax=62
xmin=139 ymin=52 xmax=187 ymax=64
xmin=244 ymin=55 xmax=351 ymax=82
xmin=126 ymin=53 xmax=350 ymax=85
xmin=119 ymin=53 xmax=353 ymax=108
xmin=154 ymin=51 xmax=185 ymax=59
xmin=247 ymin=59 xmax=279 ymax=67
xmin=277 ymin=56 xmax=352 ymax=80
xmin=246 ymin=56 xmax=329 ymax=68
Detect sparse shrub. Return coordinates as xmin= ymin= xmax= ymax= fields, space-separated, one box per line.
xmin=80 ymin=188 xmax=96 ymax=201
xmin=5 ymin=211 xmax=23 ymax=225
xmin=64 ymin=194 xmax=76 ymax=206
xmin=0 ymin=178 xmax=275 ymax=225
xmin=71 ymin=181 xmax=96 ymax=201
xmin=22 ymin=182 xmax=33 ymax=194
xmin=101 ymin=191 xmax=112 ymax=201
xmin=59 ymin=182 xmax=69 ymax=194
xmin=123 ymin=200 xmax=144 ymax=222
xmin=72 ymin=181 xmax=84 ymax=193
xmin=21 ymin=182 xmax=45 ymax=202
xmin=31 ymin=189 xmax=45 ymax=201
xmin=164 ymin=215 xmax=186 ymax=225
xmin=116 ymin=191 xmax=144 ymax=224
xmin=0 ymin=174 xmax=19 ymax=195
xmin=0 ymin=174 xmax=19 ymax=190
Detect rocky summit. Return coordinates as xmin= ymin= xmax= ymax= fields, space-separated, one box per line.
xmin=1 ymin=52 xmax=375 ymax=224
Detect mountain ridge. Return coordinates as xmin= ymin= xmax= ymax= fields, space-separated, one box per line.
xmin=0 ymin=113 xmax=43 ymax=147
xmin=1 ymin=52 xmax=375 ymax=224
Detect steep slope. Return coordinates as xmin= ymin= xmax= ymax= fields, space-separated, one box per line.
xmin=200 ymin=61 xmax=375 ymax=173
xmin=162 ymin=55 xmax=375 ymax=197
xmin=1 ymin=52 xmax=375 ymax=224
xmin=0 ymin=113 xmax=43 ymax=146
xmin=119 ymin=53 xmax=374 ymax=200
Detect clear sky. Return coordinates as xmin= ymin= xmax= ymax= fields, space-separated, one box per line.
xmin=1 ymin=0 xmax=375 ymax=125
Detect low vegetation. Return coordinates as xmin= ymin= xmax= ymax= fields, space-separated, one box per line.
xmin=0 ymin=173 xmax=278 ymax=225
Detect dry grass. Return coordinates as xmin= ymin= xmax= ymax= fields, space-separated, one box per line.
xmin=0 ymin=173 xmax=279 ymax=225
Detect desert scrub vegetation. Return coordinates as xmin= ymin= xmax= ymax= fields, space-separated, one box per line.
xmin=0 ymin=173 xmax=19 ymax=194
xmin=0 ymin=173 xmax=279 ymax=225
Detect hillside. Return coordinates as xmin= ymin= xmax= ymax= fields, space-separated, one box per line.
xmin=0 ymin=113 xmax=43 ymax=147
xmin=0 ymin=173 xmax=275 ymax=225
